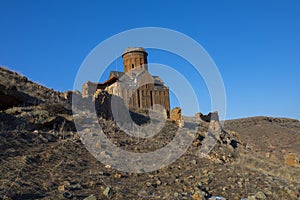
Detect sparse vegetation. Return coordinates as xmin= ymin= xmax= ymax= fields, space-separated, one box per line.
xmin=0 ymin=67 xmax=299 ymax=199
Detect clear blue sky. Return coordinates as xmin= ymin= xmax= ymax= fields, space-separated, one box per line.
xmin=0 ymin=1 xmax=299 ymax=120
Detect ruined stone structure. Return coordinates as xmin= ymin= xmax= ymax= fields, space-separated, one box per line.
xmin=82 ymin=47 xmax=170 ymax=112
xmin=170 ymin=107 xmax=184 ymax=127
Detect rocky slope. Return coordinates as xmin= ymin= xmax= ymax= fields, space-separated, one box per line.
xmin=0 ymin=66 xmax=65 ymax=109
xmin=0 ymin=67 xmax=299 ymax=200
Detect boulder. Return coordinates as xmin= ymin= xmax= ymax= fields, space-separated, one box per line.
xmin=170 ymin=107 xmax=184 ymax=127
xmin=284 ymin=154 xmax=300 ymax=167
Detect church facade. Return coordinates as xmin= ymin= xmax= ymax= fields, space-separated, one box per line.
xmin=82 ymin=47 xmax=170 ymax=112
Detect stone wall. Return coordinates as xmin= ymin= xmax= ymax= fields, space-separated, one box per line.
xmin=195 ymin=111 xmax=219 ymax=122
xmin=122 ymin=47 xmax=148 ymax=72
xmin=170 ymin=107 xmax=184 ymax=127
xmin=125 ymin=83 xmax=170 ymax=112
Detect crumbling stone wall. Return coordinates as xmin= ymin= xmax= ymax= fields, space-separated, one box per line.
xmin=195 ymin=111 xmax=219 ymax=122
xmin=170 ymin=107 xmax=184 ymax=127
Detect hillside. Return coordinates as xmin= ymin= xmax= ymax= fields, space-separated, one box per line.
xmin=0 ymin=66 xmax=299 ymax=200
xmin=0 ymin=66 xmax=67 ymax=110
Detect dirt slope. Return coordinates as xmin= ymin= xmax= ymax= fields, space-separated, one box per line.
xmin=0 ymin=67 xmax=299 ymax=200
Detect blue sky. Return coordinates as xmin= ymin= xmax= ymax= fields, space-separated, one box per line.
xmin=0 ymin=1 xmax=299 ymax=119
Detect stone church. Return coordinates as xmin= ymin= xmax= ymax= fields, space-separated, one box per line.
xmin=82 ymin=47 xmax=170 ymax=112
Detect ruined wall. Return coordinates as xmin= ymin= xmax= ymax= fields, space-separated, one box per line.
xmin=170 ymin=107 xmax=184 ymax=127
xmin=106 ymin=82 xmax=120 ymax=96
xmin=82 ymin=81 xmax=106 ymax=99
xmin=82 ymin=82 xmax=97 ymax=98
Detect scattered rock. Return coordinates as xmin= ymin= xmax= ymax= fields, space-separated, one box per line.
xmin=246 ymin=196 xmax=256 ymax=200
xmin=103 ymin=187 xmax=112 ymax=198
xmin=174 ymin=192 xmax=179 ymax=197
xmin=284 ymin=154 xmax=299 ymax=167
xmin=58 ymin=185 xmax=65 ymax=191
xmin=63 ymin=191 xmax=72 ymax=199
xmin=67 ymin=182 xmax=82 ymax=190
xmin=146 ymin=182 xmax=152 ymax=187
xmin=193 ymin=191 xmax=205 ymax=200
xmin=114 ymin=173 xmax=121 ymax=178
xmin=84 ymin=194 xmax=96 ymax=200
xmin=264 ymin=190 xmax=272 ymax=196
xmin=208 ymin=196 xmax=227 ymax=200
xmin=156 ymin=180 xmax=162 ymax=186
xmin=38 ymin=134 xmax=48 ymax=143
xmin=255 ymin=191 xmax=266 ymax=199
